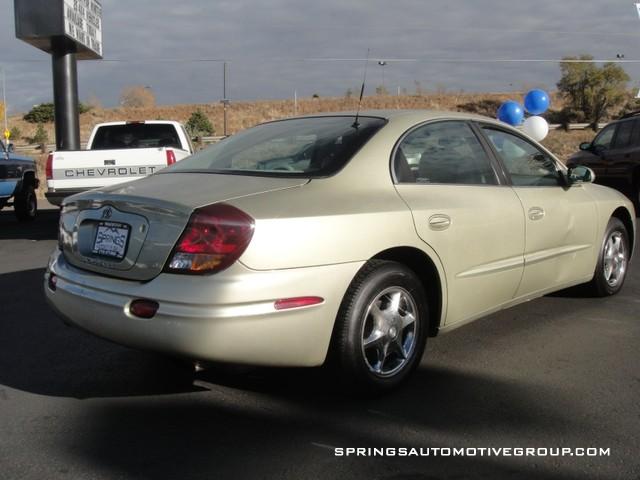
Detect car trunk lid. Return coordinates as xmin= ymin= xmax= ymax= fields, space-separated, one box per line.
xmin=59 ymin=173 xmax=308 ymax=281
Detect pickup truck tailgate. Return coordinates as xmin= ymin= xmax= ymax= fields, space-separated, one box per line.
xmin=48 ymin=147 xmax=187 ymax=190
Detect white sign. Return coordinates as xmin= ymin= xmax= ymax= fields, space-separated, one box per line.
xmin=636 ymin=3 xmax=640 ymax=19
xmin=63 ymin=0 xmax=103 ymax=58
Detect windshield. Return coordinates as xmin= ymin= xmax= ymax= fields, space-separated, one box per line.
xmin=162 ymin=116 xmax=387 ymax=177
xmin=91 ymin=123 xmax=182 ymax=150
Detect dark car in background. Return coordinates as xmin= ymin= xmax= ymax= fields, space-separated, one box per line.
xmin=0 ymin=141 xmax=39 ymax=221
xmin=567 ymin=112 xmax=640 ymax=212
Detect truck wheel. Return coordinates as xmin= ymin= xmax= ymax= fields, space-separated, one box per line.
xmin=330 ymin=260 xmax=429 ymax=393
xmin=14 ymin=184 xmax=37 ymax=222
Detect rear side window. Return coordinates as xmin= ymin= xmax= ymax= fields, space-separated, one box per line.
xmin=91 ymin=124 xmax=181 ymax=150
xmin=393 ymin=121 xmax=498 ymax=185
xmin=612 ymin=120 xmax=635 ymax=149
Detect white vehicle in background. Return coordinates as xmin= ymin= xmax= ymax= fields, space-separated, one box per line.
xmin=45 ymin=120 xmax=194 ymax=206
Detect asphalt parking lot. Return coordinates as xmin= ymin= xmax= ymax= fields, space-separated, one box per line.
xmin=0 ymin=204 xmax=638 ymax=480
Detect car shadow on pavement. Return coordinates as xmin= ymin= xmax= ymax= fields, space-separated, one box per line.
xmin=0 ymin=268 xmax=619 ymax=479
xmin=0 ymin=208 xmax=59 ymax=241
xmin=60 ymin=367 xmax=594 ymax=480
xmin=0 ymin=268 xmax=204 ymax=398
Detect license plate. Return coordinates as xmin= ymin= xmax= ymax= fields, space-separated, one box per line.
xmin=92 ymin=221 xmax=130 ymax=260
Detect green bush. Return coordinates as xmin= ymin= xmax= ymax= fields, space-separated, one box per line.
xmin=24 ymin=103 xmax=54 ymax=123
xmin=9 ymin=126 xmax=21 ymax=142
xmin=186 ymin=109 xmax=214 ymax=137
xmin=32 ymin=124 xmax=48 ymax=145
xmin=24 ymin=102 xmax=92 ymax=123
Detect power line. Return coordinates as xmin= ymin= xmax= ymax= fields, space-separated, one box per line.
xmin=3 ymin=57 xmax=640 ymax=64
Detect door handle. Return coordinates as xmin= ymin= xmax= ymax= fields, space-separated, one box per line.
xmin=428 ymin=214 xmax=451 ymax=231
xmin=528 ymin=207 xmax=545 ymax=221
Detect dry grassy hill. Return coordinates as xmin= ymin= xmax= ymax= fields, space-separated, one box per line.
xmin=8 ymin=91 xmax=596 ymax=199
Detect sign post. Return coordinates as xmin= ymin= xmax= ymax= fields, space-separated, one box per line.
xmin=14 ymin=0 xmax=102 ymax=151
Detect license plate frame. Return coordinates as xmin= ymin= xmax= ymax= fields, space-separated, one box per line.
xmin=92 ymin=221 xmax=131 ymax=261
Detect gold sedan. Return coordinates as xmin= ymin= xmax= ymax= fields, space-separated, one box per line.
xmin=45 ymin=111 xmax=636 ymax=392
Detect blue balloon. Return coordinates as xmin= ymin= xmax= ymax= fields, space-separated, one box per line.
xmin=524 ymin=89 xmax=550 ymax=115
xmin=497 ymin=101 xmax=524 ymax=126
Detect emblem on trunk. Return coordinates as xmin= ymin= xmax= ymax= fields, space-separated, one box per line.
xmin=102 ymin=207 xmax=113 ymax=219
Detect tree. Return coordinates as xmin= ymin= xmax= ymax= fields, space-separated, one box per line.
xmin=24 ymin=103 xmax=55 ymax=123
xmin=185 ymin=109 xmax=214 ymax=137
xmin=345 ymin=88 xmax=353 ymax=99
xmin=120 ymin=86 xmax=156 ymax=108
xmin=557 ymin=55 xmax=630 ymax=128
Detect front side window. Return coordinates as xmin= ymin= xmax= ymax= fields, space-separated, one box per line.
xmin=592 ymin=124 xmax=615 ymax=150
xmin=393 ymin=121 xmax=497 ymax=185
xmin=163 ymin=116 xmax=386 ymax=177
xmin=612 ymin=120 xmax=635 ymax=149
xmin=484 ymin=128 xmax=561 ymax=187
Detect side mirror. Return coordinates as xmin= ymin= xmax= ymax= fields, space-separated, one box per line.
xmin=579 ymin=142 xmax=592 ymax=151
xmin=568 ymin=165 xmax=595 ymax=185
xmin=7 ymin=143 xmax=14 ymax=153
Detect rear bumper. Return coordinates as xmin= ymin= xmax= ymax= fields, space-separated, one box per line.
xmin=45 ymin=250 xmax=362 ymax=367
xmin=45 ymin=188 xmax=87 ymax=206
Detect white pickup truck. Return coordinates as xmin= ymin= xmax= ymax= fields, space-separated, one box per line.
xmin=45 ymin=120 xmax=194 ymax=206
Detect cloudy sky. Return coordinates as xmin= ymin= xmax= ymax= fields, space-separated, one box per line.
xmin=1 ymin=0 xmax=639 ymax=113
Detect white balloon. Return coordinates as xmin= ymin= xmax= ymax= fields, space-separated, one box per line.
xmin=522 ymin=116 xmax=549 ymax=142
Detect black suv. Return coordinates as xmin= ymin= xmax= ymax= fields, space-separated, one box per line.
xmin=567 ymin=113 xmax=640 ymax=212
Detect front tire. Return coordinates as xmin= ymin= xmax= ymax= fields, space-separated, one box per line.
xmin=330 ymin=260 xmax=429 ymax=393
xmin=587 ymin=217 xmax=629 ymax=297
xmin=14 ymin=184 xmax=37 ymax=222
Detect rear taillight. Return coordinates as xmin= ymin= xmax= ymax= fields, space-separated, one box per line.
xmin=165 ymin=203 xmax=254 ymax=274
xmin=45 ymin=153 xmax=53 ymax=180
xmin=166 ymin=150 xmax=176 ymax=166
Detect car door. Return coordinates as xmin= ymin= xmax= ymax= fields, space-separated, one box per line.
xmin=584 ymin=123 xmax=616 ymax=179
xmin=605 ymin=118 xmax=639 ymax=190
xmin=393 ymin=120 xmax=525 ymax=327
xmin=481 ymin=126 xmax=597 ymax=298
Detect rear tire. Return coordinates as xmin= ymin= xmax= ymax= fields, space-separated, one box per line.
xmin=330 ymin=260 xmax=429 ymax=394
xmin=587 ymin=217 xmax=629 ymax=297
xmin=14 ymin=184 xmax=37 ymax=222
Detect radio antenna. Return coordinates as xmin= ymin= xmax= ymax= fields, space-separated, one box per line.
xmin=352 ymin=49 xmax=370 ymax=128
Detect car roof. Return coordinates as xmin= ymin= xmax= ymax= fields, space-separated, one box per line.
xmin=285 ymin=109 xmax=506 ymax=127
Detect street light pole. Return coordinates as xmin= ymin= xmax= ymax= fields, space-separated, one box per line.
xmin=378 ymin=61 xmax=387 ymax=91
xmin=2 ymin=67 xmax=7 ymax=137
xmin=222 ymin=62 xmax=229 ymax=137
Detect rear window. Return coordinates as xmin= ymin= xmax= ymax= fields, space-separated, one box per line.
xmin=91 ymin=123 xmax=181 ymax=150
xmin=162 ymin=116 xmax=387 ymax=177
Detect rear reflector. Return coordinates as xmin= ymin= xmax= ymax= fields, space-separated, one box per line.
xmin=45 ymin=153 xmax=53 ymax=180
xmin=274 ymin=296 xmax=324 ymax=310
xmin=166 ymin=150 xmax=176 ymax=166
xmin=129 ymin=299 xmax=159 ymax=319
xmin=48 ymin=273 xmax=57 ymax=291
